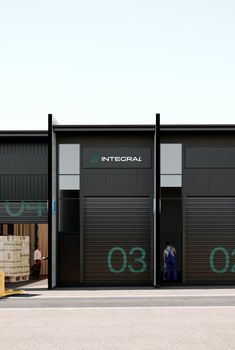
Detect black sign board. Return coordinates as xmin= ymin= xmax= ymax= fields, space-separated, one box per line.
xmin=83 ymin=148 xmax=151 ymax=169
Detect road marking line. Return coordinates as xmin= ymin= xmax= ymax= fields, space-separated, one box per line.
xmin=1 ymin=306 xmax=235 ymax=310
xmin=8 ymin=294 xmax=235 ymax=299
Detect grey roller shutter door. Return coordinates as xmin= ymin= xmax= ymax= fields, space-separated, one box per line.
xmin=185 ymin=197 xmax=235 ymax=283
xmin=0 ymin=201 xmax=48 ymax=223
xmin=84 ymin=197 xmax=151 ymax=285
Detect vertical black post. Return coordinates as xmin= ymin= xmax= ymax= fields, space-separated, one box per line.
xmin=48 ymin=114 xmax=52 ymax=289
xmin=35 ymin=224 xmax=39 ymax=250
xmin=155 ymin=113 xmax=161 ymax=287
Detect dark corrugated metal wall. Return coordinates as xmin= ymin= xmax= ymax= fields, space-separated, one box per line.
xmin=185 ymin=197 xmax=235 ymax=283
xmin=84 ymin=197 xmax=151 ymax=285
xmin=0 ymin=175 xmax=47 ymax=200
xmin=0 ymin=201 xmax=47 ymax=223
xmin=0 ymin=143 xmax=48 ymax=201
xmin=0 ymin=143 xmax=47 ymax=155
xmin=0 ymin=143 xmax=48 ymax=223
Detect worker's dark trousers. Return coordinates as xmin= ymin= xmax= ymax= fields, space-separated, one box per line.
xmin=166 ymin=262 xmax=177 ymax=281
xmin=35 ymin=260 xmax=41 ymax=278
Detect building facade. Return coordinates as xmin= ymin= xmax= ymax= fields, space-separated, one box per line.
xmin=1 ymin=118 xmax=235 ymax=287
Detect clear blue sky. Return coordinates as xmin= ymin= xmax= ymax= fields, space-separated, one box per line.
xmin=0 ymin=1 xmax=235 ymax=129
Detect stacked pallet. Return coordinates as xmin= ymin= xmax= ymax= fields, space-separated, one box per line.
xmin=0 ymin=236 xmax=30 ymax=282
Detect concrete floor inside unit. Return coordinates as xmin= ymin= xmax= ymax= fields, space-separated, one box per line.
xmin=5 ymin=276 xmax=48 ymax=290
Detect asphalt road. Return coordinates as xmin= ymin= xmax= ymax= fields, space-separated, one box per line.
xmin=1 ymin=290 xmax=235 ymax=350
xmin=1 ymin=295 xmax=235 ymax=308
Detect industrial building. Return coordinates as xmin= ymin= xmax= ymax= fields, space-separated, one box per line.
xmin=1 ymin=116 xmax=235 ymax=288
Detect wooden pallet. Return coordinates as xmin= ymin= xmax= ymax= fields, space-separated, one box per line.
xmin=5 ymin=274 xmax=29 ymax=283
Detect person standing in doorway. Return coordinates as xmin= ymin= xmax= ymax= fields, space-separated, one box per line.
xmin=33 ymin=246 xmax=42 ymax=279
xmin=163 ymin=242 xmax=177 ymax=282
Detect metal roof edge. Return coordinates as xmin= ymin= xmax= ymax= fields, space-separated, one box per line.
xmin=53 ymin=124 xmax=235 ymax=133
xmin=0 ymin=130 xmax=48 ymax=138
xmin=53 ymin=124 xmax=155 ymax=132
xmin=160 ymin=125 xmax=235 ymax=132
xmin=1 ymin=124 xmax=235 ymax=135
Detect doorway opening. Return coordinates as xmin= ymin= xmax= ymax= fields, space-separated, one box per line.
xmin=160 ymin=188 xmax=182 ymax=284
xmin=0 ymin=223 xmax=48 ymax=289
